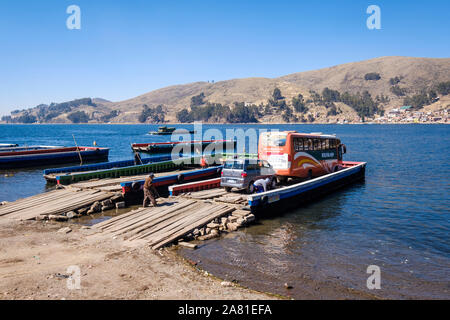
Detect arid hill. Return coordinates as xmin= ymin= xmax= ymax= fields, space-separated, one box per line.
xmin=3 ymin=56 xmax=449 ymax=124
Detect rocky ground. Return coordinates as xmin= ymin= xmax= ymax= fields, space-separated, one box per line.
xmin=0 ymin=219 xmax=276 ymax=300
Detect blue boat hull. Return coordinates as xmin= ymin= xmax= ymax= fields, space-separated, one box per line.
xmin=248 ymin=162 xmax=366 ymax=214
xmin=0 ymin=149 xmax=110 ymax=169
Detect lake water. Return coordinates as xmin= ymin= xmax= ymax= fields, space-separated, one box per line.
xmin=0 ymin=124 xmax=449 ymax=299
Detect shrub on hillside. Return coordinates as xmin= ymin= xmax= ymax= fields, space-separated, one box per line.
xmin=68 ymin=111 xmax=89 ymax=123
xmin=390 ymin=85 xmax=407 ymax=96
xmin=436 ymin=81 xmax=450 ymax=95
xmin=364 ymin=73 xmax=381 ymax=81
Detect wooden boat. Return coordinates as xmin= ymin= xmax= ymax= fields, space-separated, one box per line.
xmin=131 ymin=140 xmax=236 ymax=154
xmin=148 ymin=126 xmax=196 ymax=135
xmin=0 ymin=146 xmax=109 ymax=169
xmin=0 ymin=143 xmax=18 ymax=149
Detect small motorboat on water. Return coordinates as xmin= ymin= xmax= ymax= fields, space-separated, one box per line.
xmin=0 ymin=145 xmax=109 ymax=169
xmin=149 ymin=126 xmax=196 ymax=135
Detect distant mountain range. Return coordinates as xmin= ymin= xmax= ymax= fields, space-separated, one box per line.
xmin=3 ymin=56 xmax=450 ymax=124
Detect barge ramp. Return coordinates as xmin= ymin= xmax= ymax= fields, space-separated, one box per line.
xmin=93 ymin=199 xmax=235 ymax=250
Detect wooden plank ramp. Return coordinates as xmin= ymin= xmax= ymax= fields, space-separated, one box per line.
xmin=0 ymin=188 xmax=113 ymax=221
xmin=94 ymin=199 xmax=235 ymax=249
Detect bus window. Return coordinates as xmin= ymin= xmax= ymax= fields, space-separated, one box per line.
xmin=321 ymin=139 xmax=327 ymax=150
xmin=325 ymin=139 xmax=330 ymax=150
xmin=294 ymin=138 xmax=303 ymax=151
xmin=314 ymin=139 xmax=321 ymax=150
xmin=330 ymin=139 xmax=336 ymax=148
xmin=304 ymin=138 xmax=313 ymax=151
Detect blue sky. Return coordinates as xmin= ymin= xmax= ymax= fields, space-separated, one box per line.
xmin=0 ymin=0 xmax=449 ymax=115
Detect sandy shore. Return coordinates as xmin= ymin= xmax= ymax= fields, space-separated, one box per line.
xmin=0 ymin=219 xmax=275 ymax=300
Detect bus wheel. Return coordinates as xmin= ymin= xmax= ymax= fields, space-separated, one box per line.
xmin=308 ymin=170 xmax=313 ymax=180
xmin=334 ymin=166 xmax=339 ymax=172
xmin=224 ymin=187 xmax=232 ymax=193
xmin=247 ymin=182 xmax=255 ymax=194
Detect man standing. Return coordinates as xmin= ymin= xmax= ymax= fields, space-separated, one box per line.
xmin=134 ymin=151 xmax=143 ymax=165
xmin=143 ymin=173 xmax=159 ymax=207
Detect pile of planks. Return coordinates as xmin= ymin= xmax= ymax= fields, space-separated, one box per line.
xmin=182 ymin=188 xmax=229 ymax=200
xmin=0 ymin=189 xmax=113 ymax=221
xmin=94 ymin=199 xmax=235 ymax=249
xmin=181 ymin=188 xmax=248 ymax=205
xmin=214 ymin=193 xmax=248 ymax=205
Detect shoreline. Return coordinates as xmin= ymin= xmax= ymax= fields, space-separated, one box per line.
xmin=0 ymin=218 xmax=380 ymax=300
xmin=0 ymin=219 xmax=276 ymax=300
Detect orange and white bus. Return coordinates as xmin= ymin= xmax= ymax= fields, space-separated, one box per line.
xmin=258 ymin=131 xmax=346 ymax=180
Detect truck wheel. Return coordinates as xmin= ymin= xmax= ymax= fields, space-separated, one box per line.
xmin=247 ymin=182 xmax=255 ymax=194
xmin=224 ymin=187 xmax=232 ymax=192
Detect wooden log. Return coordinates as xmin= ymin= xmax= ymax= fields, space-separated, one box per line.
xmin=178 ymin=242 xmax=198 ymax=249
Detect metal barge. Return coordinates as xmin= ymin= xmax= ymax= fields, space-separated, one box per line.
xmin=131 ymin=140 xmax=236 ymax=154
xmin=165 ymin=161 xmax=366 ymax=213
xmin=0 ymin=146 xmax=109 ymax=169
xmin=247 ymin=161 xmax=366 ymax=213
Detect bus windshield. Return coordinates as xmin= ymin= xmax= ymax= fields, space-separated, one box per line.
xmin=261 ymin=133 xmax=287 ymax=147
